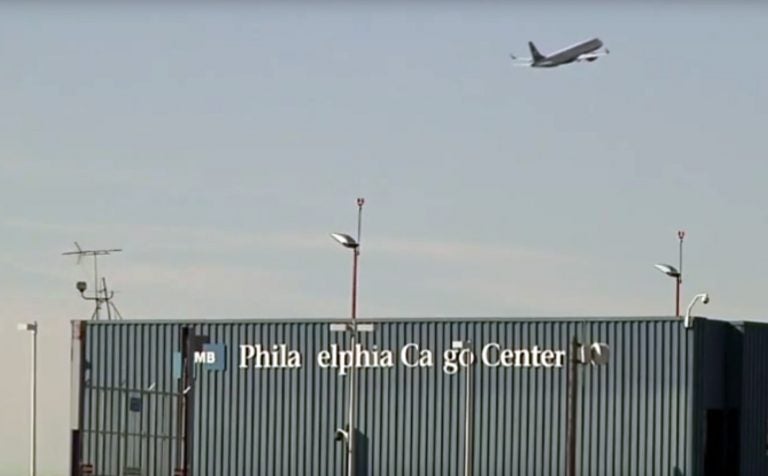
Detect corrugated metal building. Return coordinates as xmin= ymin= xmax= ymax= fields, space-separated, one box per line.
xmin=68 ymin=317 xmax=768 ymax=476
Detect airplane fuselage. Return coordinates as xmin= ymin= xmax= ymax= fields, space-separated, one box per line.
xmin=534 ymin=38 xmax=603 ymax=67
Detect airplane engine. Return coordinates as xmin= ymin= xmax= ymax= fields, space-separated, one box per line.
xmin=585 ymin=57 xmax=598 ymax=62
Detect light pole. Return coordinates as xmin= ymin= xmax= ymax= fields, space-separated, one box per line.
xmin=654 ymin=231 xmax=685 ymax=317
xmin=330 ymin=197 xmax=365 ymax=476
xmin=17 ymin=321 xmax=38 ymax=476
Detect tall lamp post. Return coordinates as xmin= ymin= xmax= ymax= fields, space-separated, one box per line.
xmin=17 ymin=321 xmax=38 ymax=476
xmin=654 ymin=230 xmax=685 ymax=317
xmin=330 ymin=197 xmax=365 ymax=476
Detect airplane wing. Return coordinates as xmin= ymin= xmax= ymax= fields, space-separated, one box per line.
xmin=576 ymin=49 xmax=610 ymax=62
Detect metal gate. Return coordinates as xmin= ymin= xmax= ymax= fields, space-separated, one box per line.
xmin=79 ymin=384 xmax=182 ymax=476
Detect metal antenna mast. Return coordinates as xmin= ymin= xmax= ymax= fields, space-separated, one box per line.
xmin=62 ymin=242 xmax=124 ymax=320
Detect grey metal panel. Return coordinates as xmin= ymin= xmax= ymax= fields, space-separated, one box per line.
xmin=76 ymin=318 xmax=696 ymax=476
xmin=692 ymin=319 xmax=720 ymax=476
xmin=691 ymin=318 xmax=747 ymax=475
xmin=571 ymin=319 xmax=695 ymax=476
xmin=739 ymin=322 xmax=768 ymax=476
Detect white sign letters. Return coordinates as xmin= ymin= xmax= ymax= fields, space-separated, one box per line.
xmin=238 ymin=342 xmax=568 ymax=375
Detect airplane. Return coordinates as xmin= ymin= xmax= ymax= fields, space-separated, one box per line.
xmin=509 ymin=38 xmax=609 ymax=68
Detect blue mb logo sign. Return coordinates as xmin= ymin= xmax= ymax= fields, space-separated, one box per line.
xmin=173 ymin=343 xmax=227 ymax=378
xmin=194 ymin=343 xmax=226 ymax=371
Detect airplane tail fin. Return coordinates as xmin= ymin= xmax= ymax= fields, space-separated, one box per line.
xmin=528 ymin=41 xmax=545 ymax=62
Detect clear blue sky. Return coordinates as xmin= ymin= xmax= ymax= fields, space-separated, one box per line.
xmin=1 ymin=3 xmax=767 ymax=474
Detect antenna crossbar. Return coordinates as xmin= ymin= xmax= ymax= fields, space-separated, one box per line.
xmin=63 ymin=242 xmax=124 ymax=321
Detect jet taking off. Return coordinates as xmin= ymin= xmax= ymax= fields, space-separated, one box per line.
xmin=510 ymin=38 xmax=609 ymax=68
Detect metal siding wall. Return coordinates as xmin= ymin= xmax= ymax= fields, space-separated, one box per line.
xmin=79 ymin=318 xmax=695 ymax=476
xmin=691 ymin=318 xmax=743 ymax=475
xmin=739 ymin=323 xmax=768 ymax=476
xmin=573 ymin=319 xmax=695 ymax=476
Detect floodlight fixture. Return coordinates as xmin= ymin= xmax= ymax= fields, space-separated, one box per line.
xmin=330 ymin=233 xmax=358 ymax=249
xmin=18 ymin=322 xmax=37 ymax=332
xmin=684 ymin=293 xmax=710 ymax=328
xmin=578 ymin=342 xmax=610 ymax=365
xmin=654 ymin=262 xmax=682 ymax=317
xmin=335 ymin=428 xmax=349 ymax=443
xmin=76 ymin=281 xmax=87 ymax=294
xmin=654 ymin=263 xmax=680 ymax=278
